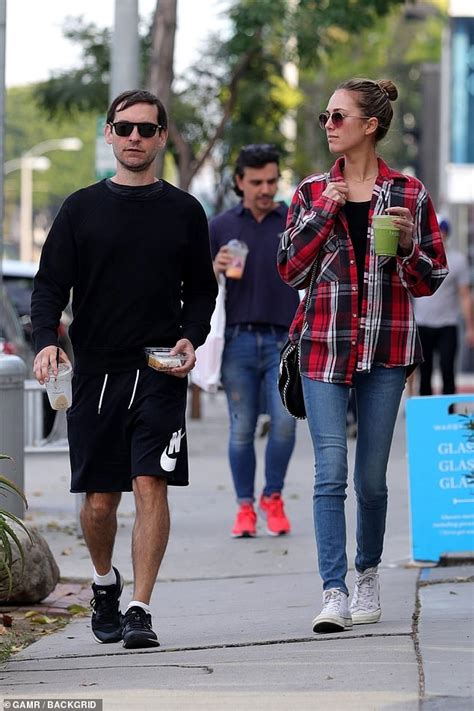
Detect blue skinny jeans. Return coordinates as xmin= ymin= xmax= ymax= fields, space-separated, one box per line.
xmin=221 ymin=325 xmax=296 ymax=502
xmin=302 ymin=366 xmax=406 ymax=595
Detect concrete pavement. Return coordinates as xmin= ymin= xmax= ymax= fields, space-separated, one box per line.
xmin=0 ymin=391 xmax=473 ymax=710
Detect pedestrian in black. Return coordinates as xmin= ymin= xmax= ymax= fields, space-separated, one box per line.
xmin=414 ymin=218 xmax=474 ymax=395
xmin=31 ymin=90 xmax=217 ymax=649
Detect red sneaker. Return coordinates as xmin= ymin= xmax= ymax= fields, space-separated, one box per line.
xmin=231 ymin=503 xmax=257 ymax=538
xmin=259 ymin=493 xmax=291 ymax=536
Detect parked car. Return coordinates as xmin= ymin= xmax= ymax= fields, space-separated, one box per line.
xmin=0 ymin=285 xmax=32 ymax=371
xmin=1 ymin=259 xmax=73 ymax=365
xmin=2 ymin=260 xmax=73 ymax=439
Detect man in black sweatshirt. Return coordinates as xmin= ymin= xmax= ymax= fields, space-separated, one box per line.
xmin=31 ymin=89 xmax=217 ymax=649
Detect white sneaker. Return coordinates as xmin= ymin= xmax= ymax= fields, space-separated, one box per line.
xmin=312 ymin=588 xmax=353 ymax=633
xmin=350 ymin=566 xmax=381 ymax=624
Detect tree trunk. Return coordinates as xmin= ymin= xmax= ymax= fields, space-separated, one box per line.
xmin=168 ymin=120 xmax=195 ymax=190
xmin=147 ymin=0 xmax=177 ymax=177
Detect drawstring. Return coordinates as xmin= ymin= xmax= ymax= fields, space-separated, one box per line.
xmin=128 ymin=369 xmax=140 ymax=410
xmin=98 ymin=374 xmax=109 ymax=414
xmin=97 ymin=370 xmax=140 ymax=414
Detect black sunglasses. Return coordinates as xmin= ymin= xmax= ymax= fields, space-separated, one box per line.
xmin=318 ymin=111 xmax=371 ymax=130
xmin=110 ymin=121 xmax=164 ymax=138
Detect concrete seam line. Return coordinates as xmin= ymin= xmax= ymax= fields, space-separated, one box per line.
xmin=412 ymin=567 xmax=425 ymax=700
xmin=418 ymin=576 xmax=474 ymax=587
xmin=5 ymin=631 xmax=413 ymax=664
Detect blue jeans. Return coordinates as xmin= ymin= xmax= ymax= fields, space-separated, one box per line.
xmin=302 ymin=366 xmax=406 ymax=595
xmin=221 ymin=325 xmax=296 ymax=502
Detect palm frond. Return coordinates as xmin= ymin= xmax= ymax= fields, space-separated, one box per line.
xmin=0 ymin=527 xmax=14 ymax=567
xmin=0 ymin=511 xmax=32 ymax=541
xmin=0 ymin=556 xmax=14 ymax=597
xmin=0 ymin=520 xmax=26 ymax=569
xmin=0 ymin=476 xmax=28 ymax=508
xmin=0 ymin=456 xmax=30 ymax=600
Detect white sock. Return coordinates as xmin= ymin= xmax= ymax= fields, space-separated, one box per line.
xmin=93 ymin=567 xmax=116 ymax=586
xmin=126 ymin=600 xmax=151 ymax=615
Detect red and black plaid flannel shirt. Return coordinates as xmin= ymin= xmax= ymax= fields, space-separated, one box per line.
xmin=277 ymin=157 xmax=448 ymax=384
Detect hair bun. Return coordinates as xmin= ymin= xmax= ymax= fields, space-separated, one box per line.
xmin=377 ymin=80 xmax=398 ymax=102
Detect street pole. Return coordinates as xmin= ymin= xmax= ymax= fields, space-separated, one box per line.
xmin=16 ymin=138 xmax=82 ymax=263
xmin=419 ymin=63 xmax=441 ymax=207
xmin=0 ymin=0 xmax=5 ymax=282
xmin=0 ymin=0 xmax=26 ymax=518
xmin=110 ymin=0 xmax=139 ymax=102
xmin=19 ymin=156 xmax=33 ymax=262
xmin=438 ymin=20 xmax=451 ymax=219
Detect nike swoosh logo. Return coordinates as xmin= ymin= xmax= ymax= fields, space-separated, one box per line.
xmin=160 ymin=450 xmax=178 ymax=472
xmin=160 ymin=431 xmax=186 ymax=472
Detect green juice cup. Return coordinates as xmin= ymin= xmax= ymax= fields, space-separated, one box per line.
xmin=373 ymin=214 xmax=400 ymax=257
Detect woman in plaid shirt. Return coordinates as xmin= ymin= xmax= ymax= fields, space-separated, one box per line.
xmin=278 ymin=78 xmax=448 ymax=634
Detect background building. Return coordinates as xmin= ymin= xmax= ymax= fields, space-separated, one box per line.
xmin=439 ymin=0 xmax=474 ymax=369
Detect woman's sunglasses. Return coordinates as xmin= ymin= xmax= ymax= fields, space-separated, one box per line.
xmin=109 ymin=121 xmax=164 ymax=138
xmin=318 ymin=111 xmax=371 ymax=130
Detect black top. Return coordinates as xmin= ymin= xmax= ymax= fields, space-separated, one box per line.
xmin=344 ymin=200 xmax=370 ymax=315
xmin=209 ymin=202 xmax=300 ymax=328
xmin=31 ymin=179 xmax=218 ymax=374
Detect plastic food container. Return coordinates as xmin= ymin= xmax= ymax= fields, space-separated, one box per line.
xmin=144 ymin=347 xmax=187 ymax=371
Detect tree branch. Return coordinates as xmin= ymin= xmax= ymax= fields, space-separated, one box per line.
xmin=169 ymin=30 xmax=262 ymax=189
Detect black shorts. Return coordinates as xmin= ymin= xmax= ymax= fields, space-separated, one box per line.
xmin=67 ymin=367 xmax=188 ymax=493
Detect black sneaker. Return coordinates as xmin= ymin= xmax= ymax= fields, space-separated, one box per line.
xmin=90 ymin=567 xmax=123 ymax=644
xmin=122 ymin=605 xmax=159 ymax=649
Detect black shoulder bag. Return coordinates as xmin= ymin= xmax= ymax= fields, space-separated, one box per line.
xmin=278 ymin=339 xmax=306 ymax=419
xmin=278 ymin=262 xmax=318 ymax=420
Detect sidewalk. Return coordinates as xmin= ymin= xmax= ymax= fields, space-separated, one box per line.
xmin=1 ymin=391 xmax=473 ymax=710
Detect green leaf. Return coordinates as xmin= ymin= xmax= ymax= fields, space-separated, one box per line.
xmin=0 ymin=512 xmax=32 ymax=542
xmin=28 ymin=615 xmax=58 ymax=625
xmin=0 ymin=560 xmax=13 ymax=597
xmin=0 ymin=528 xmax=13 ymax=566
xmin=0 ymin=476 xmax=28 ymax=508
xmin=0 ymin=522 xmax=26 ymax=570
xmin=67 ymin=604 xmax=90 ymax=616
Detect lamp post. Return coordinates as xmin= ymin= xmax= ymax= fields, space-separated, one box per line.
xmin=4 ymin=156 xmax=50 ymax=262
xmin=16 ymin=138 xmax=83 ymax=262
xmin=4 ymin=156 xmax=51 ymax=174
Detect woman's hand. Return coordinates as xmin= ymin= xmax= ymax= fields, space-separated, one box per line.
xmin=322 ymin=181 xmax=349 ymax=206
xmin=385 ymin=207 xmax=415 ymax=254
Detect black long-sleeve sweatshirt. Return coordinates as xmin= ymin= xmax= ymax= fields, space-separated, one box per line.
xmin=31 ymin=179 xmax=218 ymax=374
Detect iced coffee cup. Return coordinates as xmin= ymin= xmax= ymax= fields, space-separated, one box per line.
xmin=225 ymin=239 xmax=249 ymax=279
xmin=373 ymin=215 xmax=400 ymax=257
xmin=45 ymin=363 xmax=73 ymax=410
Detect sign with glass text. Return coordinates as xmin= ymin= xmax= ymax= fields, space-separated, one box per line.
xmin=406 ymin=395 xmax=474 ymax=562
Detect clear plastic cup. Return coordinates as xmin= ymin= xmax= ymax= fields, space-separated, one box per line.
xmin=225 ymin=239 xmax=249 ymax=279
xmin=144 ymin=347 xmax=187 ymax=371
xmin=373 ymin=215 xmax=400 ymax=257
xmin=44 ymin=363 xmax=73 ymax=410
